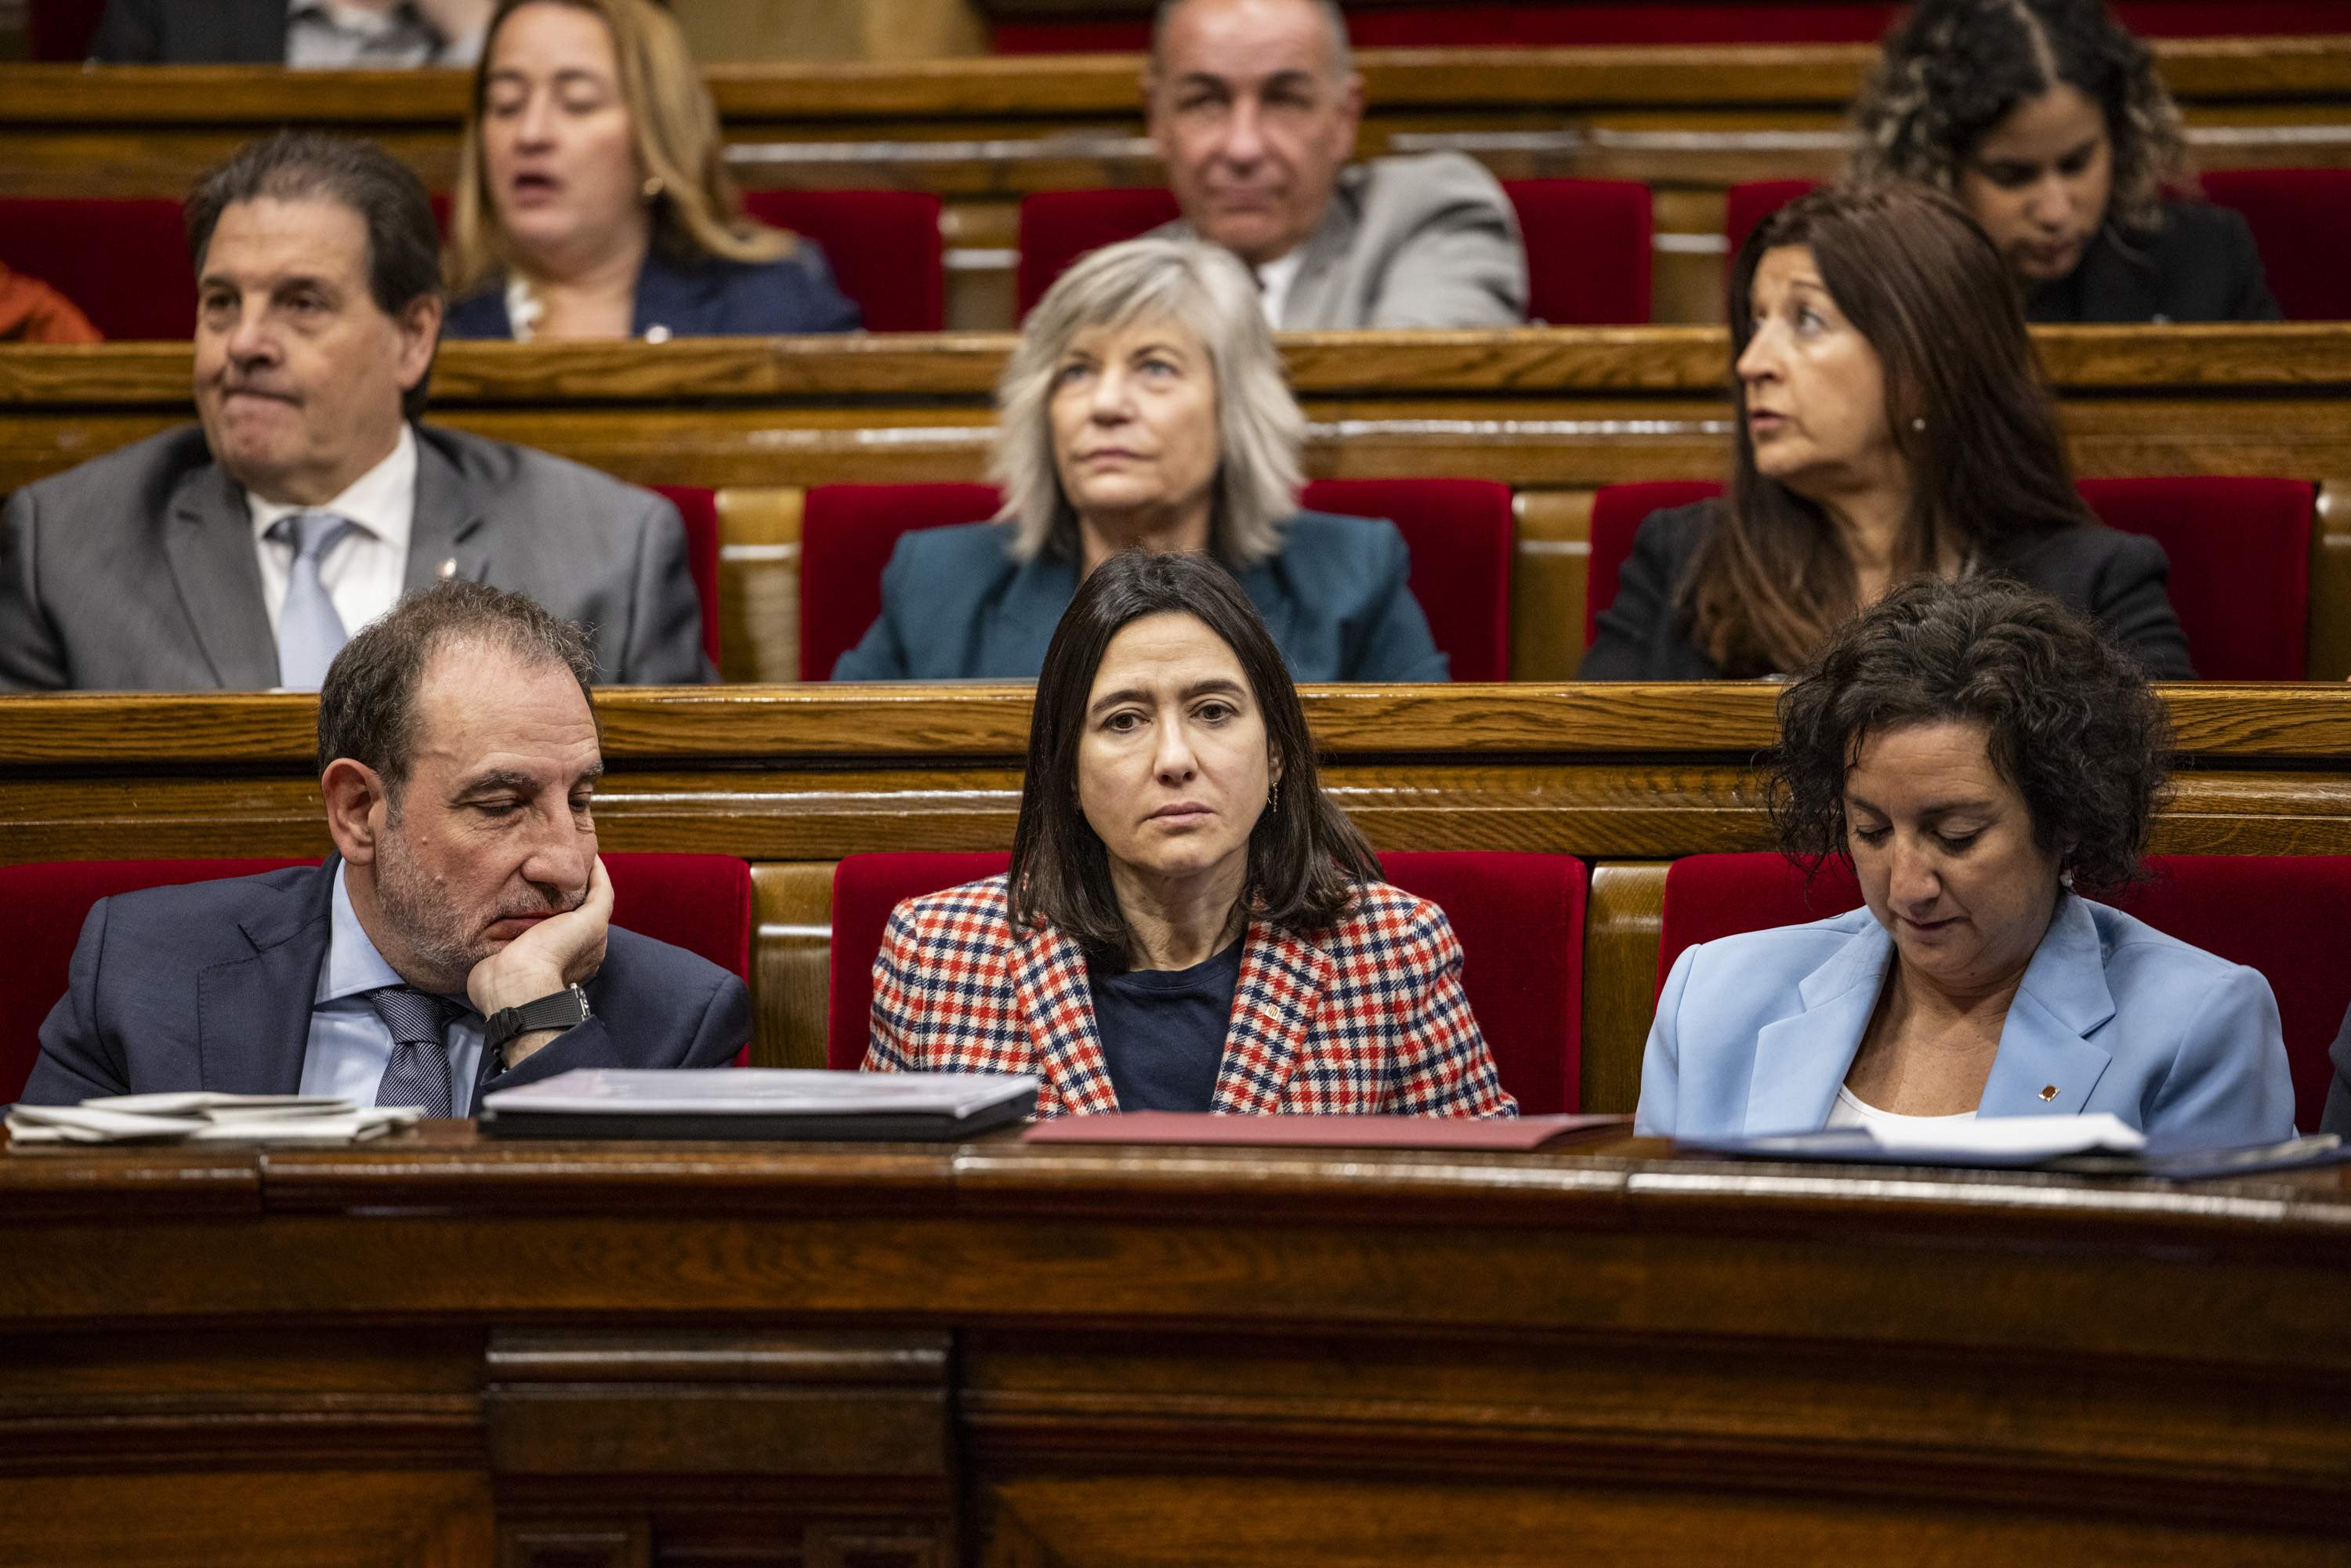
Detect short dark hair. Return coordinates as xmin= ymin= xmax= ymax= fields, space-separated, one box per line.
xmin=317 ymin=581 xmax=598 ymax=798
xmin=186 ymin=130 xmax=444 ymax=421
xmin=1010 ymin=552 xmax=1378 ymax=961
xmin=1766 ymin=574 xmax=2171 ymax=894
xmin=1150 ymin=0 xmax=1351 ymax=77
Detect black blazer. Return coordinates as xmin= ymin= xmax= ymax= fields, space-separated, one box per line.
xmin=1578 ymin=502 xmax=2197 ymax=682
xmin=90 ymin=0 xmax=283 ymax=61
xmin=2026 ymin=201 xmax=2280 ymax=324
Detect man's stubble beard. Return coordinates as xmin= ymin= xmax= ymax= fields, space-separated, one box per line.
xmin=371 ymin=815 xmax=491 ymax=996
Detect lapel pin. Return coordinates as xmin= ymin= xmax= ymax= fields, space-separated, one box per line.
xmin=2039 ymin=1085 xmax=2059 ymax=1102
xmin=437 ymin=557 xmax=458 ymax=580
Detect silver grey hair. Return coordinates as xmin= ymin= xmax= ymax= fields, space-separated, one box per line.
xmin=1150 ymin=0 xmax=1353 ymax=80
xmin=990 ymin=235 xmax=1305 ymax=569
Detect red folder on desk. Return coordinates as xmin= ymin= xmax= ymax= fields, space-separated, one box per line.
xmin=1022 ymin=1112 xmax=1630 ymax=1150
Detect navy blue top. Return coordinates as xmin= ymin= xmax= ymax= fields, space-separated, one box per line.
xmin=831 ymin=512 xmax=1449 ymax=683
xmin=1090 ymin=937 xmax=1243 ymax=1113
xmin=443 ymin=244 xmax=860 ymax=339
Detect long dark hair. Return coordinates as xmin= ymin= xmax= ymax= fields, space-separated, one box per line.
xmin=1009 ymin=552 xmax=1378 ymax=961
xmin=1686 ymin=182 xmax=2096 ymax=676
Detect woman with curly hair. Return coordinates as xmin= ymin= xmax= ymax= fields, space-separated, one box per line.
xmin=1850 ymin=0 xmax=2277 ymax=322
xmin=1635 ymin=574 xmax=2292 ymax=1142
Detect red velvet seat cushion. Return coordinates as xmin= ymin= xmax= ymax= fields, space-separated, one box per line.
xmin=738 ymin=190 xmax=944 ymax=333
xmin=1585 ymin=477 xmax=2315 ymax=681
xmin=0 ymin=197 xmax=196 ymax=340
xmin=0 ymin=852 xmax=753 ymax=1100
xmin=1299 ymin=477 xmax=1514 ymax=682
xmin=1015 ymin=188 xmax=1183 ymax=320
xmin=2198 ymin=168 xmax=2351 ymax=324
xmin=648 ymin=485 xmax=723 ymax=667
xmin=799 ymin=482 xmax=1004 ymax=679
xmin=1724 ymin=179 xmax=1821 ymax=260
xmin=828 ymin=849 xmax=1587 ymax=1112
xmin=1655 ymin=852 xmax=2351 ymax=1135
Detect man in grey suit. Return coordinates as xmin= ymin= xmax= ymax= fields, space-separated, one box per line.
xmin=1145 ymin=0 xmax=1527 ymax=329
xmin=19 ymin=581 xmax=749 ymax=1111
xmin=0 ymin=130 xmax=711 ymax=692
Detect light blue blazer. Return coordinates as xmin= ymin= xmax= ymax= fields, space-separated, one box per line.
xmin=1635 ymin=896 xmax=2295 ymax=1143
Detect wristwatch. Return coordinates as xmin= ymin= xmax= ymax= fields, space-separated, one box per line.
xmin=484 ymin=983 xmax=592 ymax=1059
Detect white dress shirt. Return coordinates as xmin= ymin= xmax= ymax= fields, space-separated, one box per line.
xmin=1255 ymin=249 xmax=1306 ymax=331
xmin=298 ymin=861 xmax=488 ymax=1114
xmin=248 ymin=422 xmax=418 ymax=643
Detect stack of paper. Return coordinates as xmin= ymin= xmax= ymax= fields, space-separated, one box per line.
xmin=1678 ymin=1113 xmax=2146 ymax=1168
xmin=6 ymin=1092 xmax=422 ymax=1147
xmin=480 ymin=1067 xmax=1040 ymax=1140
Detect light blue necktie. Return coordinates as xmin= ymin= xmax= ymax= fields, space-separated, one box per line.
xmin=271 ymin=511 xmax=357 ymax=690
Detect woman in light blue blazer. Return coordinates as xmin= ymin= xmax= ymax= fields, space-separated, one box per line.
xmin=831 ymin=237 xmax=1445 ymax=684
xmin=1636 ymin=576 xmax=2293 ymax=1145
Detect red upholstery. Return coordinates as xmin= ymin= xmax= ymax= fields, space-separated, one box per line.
xmin=1299 ymin=478 xmax=1514 ymax=682
xmin=0 ymin=197 xmax=195 ymax=341
xmin=828 ymin=849 xmax=1588 ymax=1112
xmin=1502 ymin=178 xmax=1653 ymax=325
xmin=800 ymin=482 xmax=1003 ymax=679
xmin=1585 ymin=477 xmax=2316 ymax=682
xmin=26 ymin=0 xmax=107 ymax=60
xmin=1016 ymin=180 xmax=1651 ymax=324
xmin=739 ymin=190 xmax=944 ymax=334
xmin=0 ymin=852 xmax=754 ymax=1100
xmin=1584 ymin=480 xmax=1723 ymax=649
xmin=1655 ymin=852 xmax=2351 ymax=1135
xmin=2198 ymin=169 xmax=2351 ymax=323
xmin=800 ymin=478 xmax=1511 ymax=683
xmin=648 ymin=485 xmax=723 ymax=666
xmin=1723 ymin=179 xmax=1820 ymax=260
xmin=1015 ymin=188 xmax=1181 ymax=320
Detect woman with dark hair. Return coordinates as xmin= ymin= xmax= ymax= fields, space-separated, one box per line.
xmin=861 ymin=552 xmax=1512 ymax=1119
xmin=1635 ymin=574 xmax=2291 ymax=1142
xmin=1852 ymin=0 xmax=2277 ymax=323
xmin=1581 ymin=182 xmax=2193 ymax=683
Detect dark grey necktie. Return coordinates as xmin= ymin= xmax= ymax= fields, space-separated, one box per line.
xmin=368 ymin=986 xmax=454 ymax=1117
xmin=270 ymin=511 xmax=357 ymax=690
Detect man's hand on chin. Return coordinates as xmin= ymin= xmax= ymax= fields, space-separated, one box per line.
xmin=468 ymin=856 xmax=613 ymax=1067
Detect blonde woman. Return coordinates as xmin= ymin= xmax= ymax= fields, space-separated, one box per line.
xmin=443 ymin=0 xmax=857 ymax=340
xmin=831 ymin=237 xmax=1444 ymax=682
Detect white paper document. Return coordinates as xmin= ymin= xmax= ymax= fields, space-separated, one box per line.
xmin=1679 ymin=1113 xmax=2148 ymax=1168
xmin=481 ymin=1067 xmax=1041 ymax=1118
xmin=6 ymin=1093 xmax=422 ymax=1147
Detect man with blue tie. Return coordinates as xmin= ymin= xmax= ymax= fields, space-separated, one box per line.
xmin=0 ymin=129 xmax=710 ymax=693
xmin=16 ymin=581 xmax=748 ymax=1111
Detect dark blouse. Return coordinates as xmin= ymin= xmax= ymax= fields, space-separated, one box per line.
xmin=1090 ymin=938 xmax=1244 ymax=1113
xmin=1578 ymin=502 xmax=2197 ymax=682
xmin=443 ymin=245 xmax=860 ymax=340
xmin=2024 ymin=200 xmax=2280 ymax=325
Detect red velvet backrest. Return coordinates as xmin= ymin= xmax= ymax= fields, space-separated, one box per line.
xmin=1656 ymin=852 xmax=2351 ymax=1134
xmin=0 ymin=197 xmax=196 ymax=340
xmin=0 ymin=852 xmax=752 ymax=1100
xmin=647 ymin=485 xmax=723 ymax=666
xmin=1016 ymin=188 xmax=1183 ymax=320
xmin=1584 ymin=480 xmax=1724 ymax=648
xmin=800 ymin=483 xmax=1005 ymax=679
xmin=738 ymin=189 xmax=945 ymax=334
xmin=1299 ymin=478 xmax=1514 ymax=682
xmin=827 ymin=849 xmax=1587 ymax=1112
xmin=1501 ymin=178 xmax=1653 ymax=325
xmin=1586 ymin=477 xmax=2313 ymax=681
xmin=1723 ymin=179 xmax=1821 ymax=260
xmin=2198 ymin=169 xmax=2351 ymax=323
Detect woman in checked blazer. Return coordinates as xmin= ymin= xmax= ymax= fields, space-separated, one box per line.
xmin=860 ymin=552 xmax=1513 ymax=1120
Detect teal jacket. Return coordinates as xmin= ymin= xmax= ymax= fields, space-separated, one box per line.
xmin=831 ymin=511 xmax=1448 ymax=683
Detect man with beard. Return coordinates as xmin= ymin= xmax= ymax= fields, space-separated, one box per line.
xmin=0 ymin=129 xmax=710 ymax=692
xmin=16 ymin=582 xmax=747 ymax=1111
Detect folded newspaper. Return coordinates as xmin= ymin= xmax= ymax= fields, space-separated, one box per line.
xmin=479 ymin=1067 xmax=1041 ymax=1140
xmin=7 ymin=1092 xmax=422 ymax=1147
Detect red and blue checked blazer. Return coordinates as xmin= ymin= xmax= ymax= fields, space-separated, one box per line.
xmin=862 ymin=874 xmax=1516 ymax=1118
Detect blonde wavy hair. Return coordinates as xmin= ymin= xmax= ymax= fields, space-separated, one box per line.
xmin=1850 ymin=0 xmax=2188 ymax=236
xmin=991 ymin=237 xmax=1304 ymax=568
xmin=444 ymin=0 xmax=792 ymax=295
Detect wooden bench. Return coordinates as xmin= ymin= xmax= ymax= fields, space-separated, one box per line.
xmin=7 ymin=327 xmax=2349 ymax=680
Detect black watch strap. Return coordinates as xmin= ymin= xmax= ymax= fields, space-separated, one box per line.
xmin=484 ymin=983 xmax=592 ymax=1057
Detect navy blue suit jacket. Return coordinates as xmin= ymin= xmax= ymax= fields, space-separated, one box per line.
xmin=17 ymin=860 xmax=749 ymax=1106
xmin=444 ymin=248 xmax=860 ymax=340
xmin=830 ymin=512 xmax=1449 ymax=683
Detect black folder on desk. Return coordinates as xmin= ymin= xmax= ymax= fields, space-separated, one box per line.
xmin=478 ymin=1068 xmax=1038 ymax=1141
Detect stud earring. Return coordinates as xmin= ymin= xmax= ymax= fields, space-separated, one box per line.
xmin=2059 ymin=867 xmax=2076 ymax=889
xmin=1910 ymin=416 xmax=1927 ymax=433
xmin=642 ymin=174 xmax=665 ymax=200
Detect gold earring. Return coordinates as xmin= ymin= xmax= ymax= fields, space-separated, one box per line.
xmin=642 ymin=174 xmax=664 ymax=200
xmin=1268 ymin=779 xmax=1281 ymax=813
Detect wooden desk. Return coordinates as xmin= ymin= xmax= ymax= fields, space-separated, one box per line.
xmin=7 ymin=328 xmax=2349 ymax=681
xmin=6 ymin=683 xmax=2350 ymax=1112
xmin=2 ymin=38 xmax=2346 ymax=324
xmin=2 ymin=1124 xmax=2346 ymax=1566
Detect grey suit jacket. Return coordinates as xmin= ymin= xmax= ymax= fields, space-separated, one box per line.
xmin=17 ymin=858 xmax=750 ymax=1107
xmin=0 ymin=422 xmax=713 ymax=690
xmin=1159 ymin=152 xmax=1527 ymax=329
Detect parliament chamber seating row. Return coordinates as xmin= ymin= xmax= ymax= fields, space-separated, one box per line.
xmin=8 ymin=845 xmax=2346 ymax=1133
